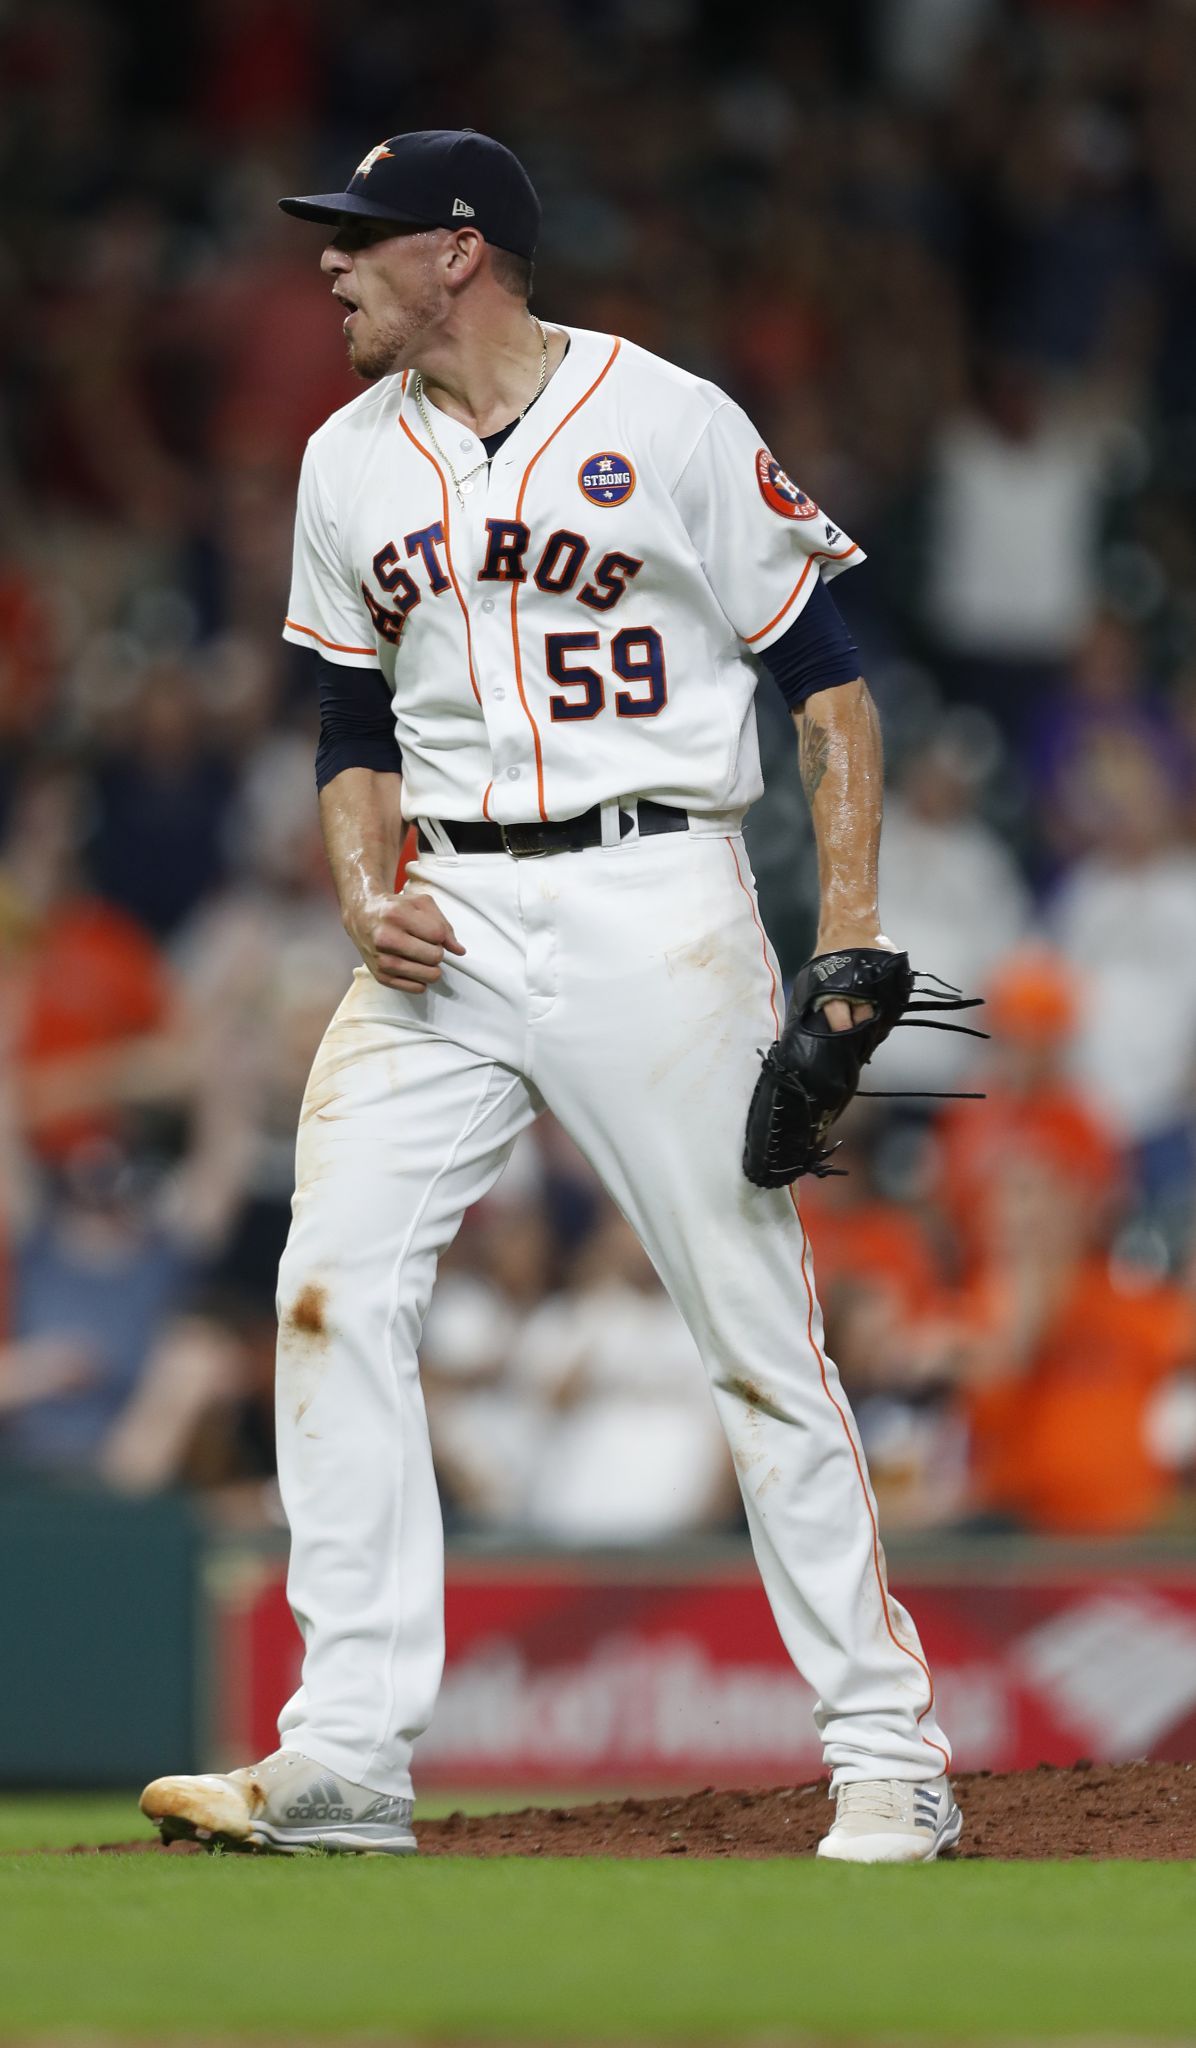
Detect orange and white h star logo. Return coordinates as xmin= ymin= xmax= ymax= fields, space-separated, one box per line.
xmin=355 ymin=143 xmax=395 ymax=179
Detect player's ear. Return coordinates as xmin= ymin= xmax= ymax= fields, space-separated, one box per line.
xmin=442 ymin=227 xmax=486 ymax=289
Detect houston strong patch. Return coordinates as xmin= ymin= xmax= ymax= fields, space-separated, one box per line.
xmin=579 ymin=452 xmax=636 ymax=507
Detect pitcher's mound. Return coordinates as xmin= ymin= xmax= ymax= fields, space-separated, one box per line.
xmin=415 ymin=1760 xmax=1194 ymax=1860
xmin=58 ymin=1760 xmax=1196 ymax=1860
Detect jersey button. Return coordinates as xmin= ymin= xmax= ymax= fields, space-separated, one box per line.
xmin=506 ymin=767 xmax=521 ymax=781
xmin=493 ymin=687 xmax=506 ymax=700
xmin=459 ymin=438 xmax=473 ymax=451
xmin=481 ymin=599 xmax=495 ymax=614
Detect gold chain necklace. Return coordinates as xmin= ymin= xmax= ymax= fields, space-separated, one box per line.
xmin=413 ymin=318 xmax=548 ymax=504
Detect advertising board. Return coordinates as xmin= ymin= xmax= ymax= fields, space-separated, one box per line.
xmin=214 ymin=1556 xmax=1196 ymax=1784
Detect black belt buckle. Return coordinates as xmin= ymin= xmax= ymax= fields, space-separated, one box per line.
xmin=499 ymin=823 xmax=551 ymax=859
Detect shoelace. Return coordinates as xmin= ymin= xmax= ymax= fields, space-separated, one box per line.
xmin=835 ymin=1780 xmax=910 ymax=1823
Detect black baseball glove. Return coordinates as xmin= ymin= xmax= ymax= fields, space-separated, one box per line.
xmin=742 ymin=948 xmax=984 ymax=1187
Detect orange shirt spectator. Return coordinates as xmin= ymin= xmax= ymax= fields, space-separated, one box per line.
xmin=1 ymin=764 xmax=177 ymax=1162
xmin=961 ymin=1260 xmax=1194 ymax=1534
xmin=933 ymin=945 xmax=1121 ymax=1274
xmin=13 ymin=897 xmax=172 ymax=1160
xmin=937 ymin=1086 xmax=1119 ymax=1269
xmin=801 ymin=1185 xmax=941 ymax=1321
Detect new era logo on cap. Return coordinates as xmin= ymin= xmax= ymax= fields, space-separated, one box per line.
xmin=452 ymin=198 xmax=475 ymax=218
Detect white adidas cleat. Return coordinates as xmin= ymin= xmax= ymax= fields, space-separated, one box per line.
xmin=139 ymin=1749 xmax=416 ymax=1856
xmin=816 ymin=1776 xmax=963 ymax=1864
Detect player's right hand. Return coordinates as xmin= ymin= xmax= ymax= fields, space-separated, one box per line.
xmin=351 ymin=891 xmax=466 ymax=993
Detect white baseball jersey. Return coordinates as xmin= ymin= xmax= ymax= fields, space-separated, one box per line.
xmin=283 ymin=325 xmax=864 ymax=824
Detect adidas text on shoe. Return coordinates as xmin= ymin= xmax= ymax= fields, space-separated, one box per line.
xmin=816 ymin=1775 xmax=963 ymax=1864
xmin=139 ymin=1750 xmax=416 ymax=1856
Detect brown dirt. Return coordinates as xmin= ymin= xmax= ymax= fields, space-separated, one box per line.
xmin=28 ymin=1760 xmax=1196 ymax=1860
xmin=284 ymin=1282 xmax=329 ymax=1341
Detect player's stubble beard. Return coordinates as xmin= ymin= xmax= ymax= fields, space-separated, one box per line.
xmin=346 ymin=275 xmax=443 ymax=383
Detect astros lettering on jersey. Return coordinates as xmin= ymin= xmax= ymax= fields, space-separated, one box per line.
xmin=284 ymin=327 xmax=864 ymax=825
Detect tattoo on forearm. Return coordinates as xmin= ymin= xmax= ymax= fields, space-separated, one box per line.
xmin=799 ymin=717 xmax=831 ymax=804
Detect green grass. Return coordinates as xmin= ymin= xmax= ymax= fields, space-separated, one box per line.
xmin=0 ymin=1788 xmax=564 ymax=1853
xmin=1 ymin=1800 xmax=1194 ymax=2042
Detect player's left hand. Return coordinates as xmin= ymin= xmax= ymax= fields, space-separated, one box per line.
xmin=741 ymin=942 xmax=914 ymax=1187
xmin=813 ymin=927 xmax=897 ymax=1032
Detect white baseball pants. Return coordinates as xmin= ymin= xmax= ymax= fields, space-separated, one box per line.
xmin=274 ymin=825 xmax=951 ymax=1796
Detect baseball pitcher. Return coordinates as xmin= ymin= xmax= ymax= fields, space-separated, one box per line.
xmin=142 ymin=128 xmax=975 ymax=1863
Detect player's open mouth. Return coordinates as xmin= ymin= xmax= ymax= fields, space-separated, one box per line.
xmin=334 ymin=292 xmax=360 ymax=331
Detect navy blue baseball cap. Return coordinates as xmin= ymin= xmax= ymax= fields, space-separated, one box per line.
xmin=278 ymin=128 xmax=541 ymax=260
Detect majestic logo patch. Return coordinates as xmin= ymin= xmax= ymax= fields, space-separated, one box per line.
xmin=355 ymin=143 xmax=395 ymax=179
xmin=579 ymin=452 xmax=636 ymax=507
xmin=756 ymin=448 xmax=819 ymax=520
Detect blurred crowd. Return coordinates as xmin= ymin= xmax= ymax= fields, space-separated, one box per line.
xmin=3 ymin=0 xmax=1196 ymax=1540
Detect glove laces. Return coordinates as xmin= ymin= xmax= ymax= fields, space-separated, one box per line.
xmin=856 ymin=970 xmax=988 ymax=1104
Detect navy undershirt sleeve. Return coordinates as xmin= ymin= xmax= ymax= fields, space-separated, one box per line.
xmin=757 ymin=578 xmax=862 ymax=708
xmin=311 ymin=651 xmax=402 ymax=792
